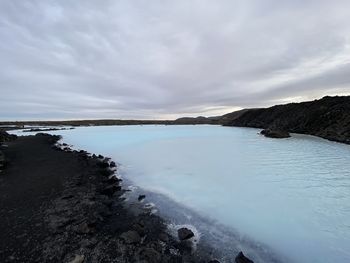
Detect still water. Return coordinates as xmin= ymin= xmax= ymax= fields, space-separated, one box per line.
xmin=14 ymin=125 xmax=350 ymax=262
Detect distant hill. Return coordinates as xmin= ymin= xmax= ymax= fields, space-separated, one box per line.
xmin=1 ymin=95 xmax=350 ymax=145
xmin=173 ymin=116 xmax=217 ymax=124
xmin=219 ymin=109 xmax=252 ymax=125
xmin=222 ymin=96 xmax=350 ymax=144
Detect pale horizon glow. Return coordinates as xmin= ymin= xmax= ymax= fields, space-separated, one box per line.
xmin=1 ymin=1 xmax=350 ymax=121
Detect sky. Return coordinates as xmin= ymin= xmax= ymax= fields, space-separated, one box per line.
xmin=0 ymin=0 xmax=350 ymax=120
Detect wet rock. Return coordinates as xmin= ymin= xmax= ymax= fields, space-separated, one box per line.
xmin=120 ymin=230 xmax=141 ymax=244
xmin=69 ymin=254 xmax=85 ymax=263
xmin=109 ymin=161 xmax=116 ymax=167
xmin=106 ymin=176 xmax=120 ymax=184
xmin=97 ymin=161 xmax=109 ymax=168
xmin=177 ymin=227 xmax=194 ymax=241
xmin=235 ymin=251 xmax=254 ymax=263
xmin=138 ymin=195 xmax=146 ymax=201
xmin=99 ymin=168 xmax=114 ymax=177
xmin=260 ymin=129 xmax=290 ymax=138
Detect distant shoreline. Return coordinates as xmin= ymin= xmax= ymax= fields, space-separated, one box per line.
xmin=1 ymin=95 xmax=349 ymax=145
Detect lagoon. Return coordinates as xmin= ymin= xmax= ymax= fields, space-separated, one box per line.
xmin=14 ymin=125 xmax=350 ymax=262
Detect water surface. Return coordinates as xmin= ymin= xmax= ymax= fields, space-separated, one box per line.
xmin=14 ymin=125 xmax=350 ymax=262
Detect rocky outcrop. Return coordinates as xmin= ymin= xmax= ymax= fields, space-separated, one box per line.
xmin=223 ymin=96 xmax=350 ymax=144
xmin=0 ymin=130 xmax=17 ymax=143
xmin=178 ymin=227 xmax=195 ymax=241
xmin=260 ymin=129 xmax=290 ymax=138
xmin=235 ymin=251 xmax=254 ymax=263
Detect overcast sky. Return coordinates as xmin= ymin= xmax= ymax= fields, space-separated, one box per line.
xmin=1 ymin=0 xmax=350 ymax=120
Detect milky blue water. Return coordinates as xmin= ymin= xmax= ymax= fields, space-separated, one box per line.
xmin=13 ymin=125 xmax=350 ymax=262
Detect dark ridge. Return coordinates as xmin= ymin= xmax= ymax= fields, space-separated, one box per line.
xmin=222 ymin=95 xmax=350 ymax=144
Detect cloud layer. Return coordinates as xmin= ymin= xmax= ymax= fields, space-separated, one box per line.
xmin=1 ymin=0 xmax=350 ymax=120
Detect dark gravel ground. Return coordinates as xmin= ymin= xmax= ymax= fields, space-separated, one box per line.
xmin=0 ymin=133 xmax=215 ymax=263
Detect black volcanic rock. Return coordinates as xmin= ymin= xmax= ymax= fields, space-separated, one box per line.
xmin=177 ymin=227 xmax=194 ymax=241
xmin=235 ymin=251 xmax=254 ymax=263
xmin=0 ymin=130 xmax=17 ymax=143
xmin=223 ymin=96 xmax=350 ymax=144
xmin=260 ymin=129 xmax=290 ymax=138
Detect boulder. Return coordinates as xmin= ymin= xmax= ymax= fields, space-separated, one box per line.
xmin=109 ymin=161 xmax=116 ymax=168
xmin=260 ymin=129 xmax=290 ymax=138
xmin=177 ymin=227 xmax=194 ymax=241
xmin=235 ymin=251 xmax=254 ymax=263
xmin=138 ymin=195 xmax=146 ymax=201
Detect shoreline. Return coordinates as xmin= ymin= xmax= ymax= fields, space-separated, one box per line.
xmin=0 ymin=133 xmax=213 ymax=262
xmin=1 ymin=132 xmax=257 ymax=263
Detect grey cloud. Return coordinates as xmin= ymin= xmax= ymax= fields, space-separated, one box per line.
xmin=1 ymin=0 xmax=350 ymax=120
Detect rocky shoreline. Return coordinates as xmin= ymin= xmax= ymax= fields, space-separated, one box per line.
xmin=223 ymin=96 xmax=350 ymax=144
xmin=0 ymin=132 xmax=253 ymax=263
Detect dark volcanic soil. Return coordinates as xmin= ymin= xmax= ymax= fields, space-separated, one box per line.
xmin=0 ymin=134 xmax=212 ymax=263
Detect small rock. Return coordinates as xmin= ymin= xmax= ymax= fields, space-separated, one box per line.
xmin=260 ymin=129 xmax=290 ymax=138
xmin=97 ymin=161 xmax=109 ymax=168
xmin=177 ymin=227 xmax=194 ymax=241
xmin=69 ymin=255 xmax=85 ymax=263
xmin=120 ymin=230 xmax=141 ymax=244
xmin=235 ymin=251 xmax=254 ymax=263
xmin=106 ymin=176 xmax=120 ymax=184
xmin=138 ymin=195 xmax=146 ymax=201
xmin=109 ymin=161 xmax=116 ymax=167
